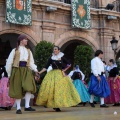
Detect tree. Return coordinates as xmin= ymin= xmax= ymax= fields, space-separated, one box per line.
xmin=74 ymin=45 xmax=93 ymax=82
xmin=34 ymin=41 xmax=54 ymax=79
xmin=116 ymin=59 xmax=120 ymax=75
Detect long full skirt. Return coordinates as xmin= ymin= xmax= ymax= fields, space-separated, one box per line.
xmin=105 ymin=77 xmax=120 ymax=104
xmin=88 ymin=75 xmax=110 ymax=98
xmin=9 ymin=67 xmax=36 ymax=99
xmin=0 ymin=77 xmax=15 ymax=107
xmin=36 ymin=70 xmax=81 ymax=108
xmin=73 ymin=79 xmax=90 ymax=102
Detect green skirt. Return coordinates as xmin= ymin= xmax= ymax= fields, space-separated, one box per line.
xmin=9 ymin=67 xmax=36 ymax=99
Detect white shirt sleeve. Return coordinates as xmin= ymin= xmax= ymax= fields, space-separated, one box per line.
xmin=80 ymin=71 xmax=85 ymax=80
xmin=91 ymin=59 xmax=98 ymax=76
xmin=29 ymin=51 xmax=38 ymax=72
xmin=68 ymin=71 xmax=74 ymax=77
xmin=6 ymin=49 xmax=15 ymax=77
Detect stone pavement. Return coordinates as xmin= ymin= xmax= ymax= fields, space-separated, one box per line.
xmin=0 ymin=104 xmax=120 ymax=120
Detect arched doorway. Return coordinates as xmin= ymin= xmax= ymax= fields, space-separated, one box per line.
xmin=0 ymin=33 xmax=35 ymax=66
xmin=61 ymin=40 xmax=94 ymax=72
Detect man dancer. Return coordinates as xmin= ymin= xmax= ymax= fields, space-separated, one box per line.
xmin=6 ymin=34 xmax=38 ymax=114
xmin=89 ymin=50 xmax=110 ymax=107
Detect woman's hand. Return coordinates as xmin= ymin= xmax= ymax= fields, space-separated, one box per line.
xmin=62 ymin=71 xmax=66 ymax=77
xmin=114 ymin=76 xmax=118 ymax=82
xmin=34 ymin=72 xmax=40 ymax=81
xmin=39 ymin=68 xmax=47 ymax=75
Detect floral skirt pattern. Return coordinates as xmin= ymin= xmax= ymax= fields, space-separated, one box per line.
xmin=73 ymin=79 xmax=90 ymax=102
xmin=36 ymin=70 xmax=81 ymax=108
xmin=0 ymin=77 xmax=15 ymax=107
xmin=105 ymin=76 xmax=120 ymax=104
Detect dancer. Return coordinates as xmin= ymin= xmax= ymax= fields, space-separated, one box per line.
xmin=71 ymin=65 xmax=90 ymax=106
xmin=105 ymin=59 xmax=120 ymax=106
xmin=36 ymin=46 xmax=81 ymax=112
xmin=88 ymin=50 xmax=110 ymax=107
xmin=0 ymin=66 xmax=15 ymax=110
xmin=103 ymin=61 xmax=109 ymax=79
xmin=68 ymin=65 xmax=85 ymax=81
xmin=6 ymin=34 xmax=38 ymax=114
xmin=68 ymin=65 xmax=88 ymax=88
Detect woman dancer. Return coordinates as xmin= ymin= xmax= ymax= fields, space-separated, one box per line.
xmin=68 ymin=65 xmax=88 ymax=88
xmin=105 ymin=59 xmax=120 ymax=106
xmin=71 ymin=65 xmax=90 ymax=106
xmin=0 ymin=66 xmax=15 ymax=110
xmin=36 ymin=46 xmax=81 ymax=112
xmin=6 ymin=34 xmax=38 ymax=114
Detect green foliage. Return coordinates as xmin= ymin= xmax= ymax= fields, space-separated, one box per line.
xmin=116 ymin=59 xmax=120 ymax=75
xmin=74 ymin=45 xmax=93 ymax=82
xmin=34 ymin=41 xmax=54 ymax=79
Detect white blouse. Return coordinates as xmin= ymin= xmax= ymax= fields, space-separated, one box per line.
xmin=6 ymin=46 xmax=38 ymax=77
xmin=68 ymin=70 xmax=85 ymax=80
xmin=91 ymin=57 xmax=104 ymax=76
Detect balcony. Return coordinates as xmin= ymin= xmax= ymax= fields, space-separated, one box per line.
xmin=51 ymin=0 xmax=99 ymax=8
xmin=113 ymin=0 xmax=120 ymax=12
xmin=51 ymin=0 xmax=71 ymax=4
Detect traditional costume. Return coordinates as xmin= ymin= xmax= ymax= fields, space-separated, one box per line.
xmin=88 ymin=57 xmax=110 ymax=107
xmin=36 ymin=52 xmax=81 ymax=109
xmin=71 ymin=71 xmax=90 ymax=105
xmin=6 ymin=35 xmax=37 ymax=114
xmin=0 ymin=66 xmax=15 ymax=110
xmin=105 ymin=64 xmax=120 ymax=104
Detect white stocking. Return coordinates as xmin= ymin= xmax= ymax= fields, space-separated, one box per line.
xmin=16 ymin=99 xmax=21 ymax=110
xmin=25 ymin=92 xmax=31 ymax=108
xmin=90 ymin=95 xmax=94 ymax=103
xmin=100 ymin=97 xmax=104 ymax=105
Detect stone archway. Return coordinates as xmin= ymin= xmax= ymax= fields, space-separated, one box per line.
xmin=0 ymin=29 xmax=38 ymax=46
xmin=55 ymin=30 xmax=99 ymax=51
xmin=0 ymin=33 xmax=36 ymax=66
xmin=54 ymin=30 xmax=99 ymax=72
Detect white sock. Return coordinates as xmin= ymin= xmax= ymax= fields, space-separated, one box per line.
xmin=90 ymin=95 xmax=94 ymax=103
xmin=16 ymin=99 xmax=21 ymax=110
xmin=25 ymin=92 xmax=31 ymax=108
xmin=100 ymin=97 xmax=104 ymax=105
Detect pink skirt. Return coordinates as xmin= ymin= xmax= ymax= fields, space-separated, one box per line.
xmin=0 ymin=77 xmax=15 ymax=107
xmin=105 ymin=76 xmax=120 ymax=104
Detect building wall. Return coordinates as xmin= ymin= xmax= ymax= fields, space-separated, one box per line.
xmin=0 ymin=0 xmax=120 ymax=63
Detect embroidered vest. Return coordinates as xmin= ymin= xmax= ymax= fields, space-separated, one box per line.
xmin=12 ymin=48 xmax=30 ymax=67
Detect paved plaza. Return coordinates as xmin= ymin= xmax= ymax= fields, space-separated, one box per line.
xmin=0 ymin=104 xmax=120 ymax=120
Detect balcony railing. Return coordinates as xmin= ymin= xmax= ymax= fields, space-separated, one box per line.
xmin=51 ymin=0 xmax=99 ymax=8
xmin=113 ymin=0 xmax=120 ymax=12
xmin=51 ymin=0 xmax=71 ymax=4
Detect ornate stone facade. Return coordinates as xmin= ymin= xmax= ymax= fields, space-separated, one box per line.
xmin=0 ymin=0 xmax=120 ymax=63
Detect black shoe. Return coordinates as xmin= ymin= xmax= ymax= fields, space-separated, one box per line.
xmin=93 ymin=101 xmax=97 ymax=104
xmin=53 ymin=108 xmax=61 ymax=112
xmin=24 ymin=107 xmax=36 ymax=111
xmin=113 ymin=103 xmax=119 ymax=106
xmin=16 ymin=109 xmax=22 ymax=114
xmin=100 ymin=104 xmax=109 ymax=108
xmin=89 ymin=102 xmax=95 ymax=107
xmin=44 ymin=105 xmax=47 ymax=108
xmin=83 ymin=102 xmax=86 ymax=106
xmin=4 ymin=106 xmax=12 ymax=110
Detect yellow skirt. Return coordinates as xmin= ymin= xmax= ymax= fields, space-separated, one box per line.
xmin=36 ymin=70 xmax=81 ymax=108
